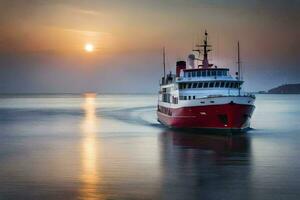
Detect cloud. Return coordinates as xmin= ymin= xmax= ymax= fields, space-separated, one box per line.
xmin=69 ymin=7 xmax=101 ymax=16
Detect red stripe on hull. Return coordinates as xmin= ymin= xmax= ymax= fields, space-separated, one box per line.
xmin=157 ymin=104 xmax=255 ymax=130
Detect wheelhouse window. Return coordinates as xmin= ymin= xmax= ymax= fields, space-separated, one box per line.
xmin=225 ymin=82 xmax=229 ymax=88
xmin=209 ymin=82 xmax=214 ymax=88
xmin=192 ymin=71 xmax=196 ymax=77
xmin=192 ymin=82 xmax=198 ymax=88
xmin=215 ymin=82 xmax=220 ymax=87
xmin=197 ymin=71 xmax=201 ymax=76
xmin=198 ymin=82 xmax=203 ymax=88
xmin=201 ymin=71 xmax=206 ymax=77
xmin=217 ymin=71 xmax=222 ymax=76
xmin=212 ymin=71 xmax=216 ymax=76
xmin=187 ymin=83 xmax=192 ymax=88
xmin=203 ymin=82 xmax=209 ymax=88
xmin=220 ymin=82 xmax=225 ymax=88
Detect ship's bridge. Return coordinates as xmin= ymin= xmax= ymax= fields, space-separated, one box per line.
xmin=176 ymin=67 xmax=243 ymax=95
xmin=177 ymin=68 xmax=235 ymax=82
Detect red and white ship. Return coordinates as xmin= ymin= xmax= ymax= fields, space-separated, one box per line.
xmin=157 ymin=31 xmax=255 ymax=131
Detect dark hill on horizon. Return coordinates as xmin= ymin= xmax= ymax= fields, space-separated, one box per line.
xmin=268 ymin=84 xmax=300 ymax=94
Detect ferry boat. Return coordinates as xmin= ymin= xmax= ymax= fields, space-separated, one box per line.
xmin=157 ymin=31 xmax=255 ymax=131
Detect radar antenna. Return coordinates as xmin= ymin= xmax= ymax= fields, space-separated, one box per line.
xmin=193 ymin=30 xmax=213 ymax=68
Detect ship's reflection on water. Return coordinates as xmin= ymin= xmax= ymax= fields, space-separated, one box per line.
xmin=159 ymin=130 xmax=252 ymax=199
xmin=161 ymin=130 xmax=251 ymax=162
xmin=80 ymin=94 xmax=103 ymax=200
xmin=170 ymin=130 xmax=249 ymax=150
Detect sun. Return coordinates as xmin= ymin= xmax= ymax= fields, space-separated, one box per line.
xmin=84 ymin=43 xmax=94 ymax=52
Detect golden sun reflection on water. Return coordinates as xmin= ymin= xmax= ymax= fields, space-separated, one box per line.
xmin=80 ymin=94 xmax=103 ymax=200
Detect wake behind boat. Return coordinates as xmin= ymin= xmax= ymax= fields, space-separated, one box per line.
xmin=157 ymin=31 xmax=255 ymax=131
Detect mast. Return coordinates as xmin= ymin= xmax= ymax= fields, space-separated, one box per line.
xmin=237 ymin=41 xmax=241 ymax=95
xmin=163 ymin=47 xmax=166 ymax=80
xmin=203 ymin=31 xmax=209 ymax=68
xmin=237 ymin=41 xmax=241 ymax=81
xmin=194 ymin=30 xmax=212 ymax=68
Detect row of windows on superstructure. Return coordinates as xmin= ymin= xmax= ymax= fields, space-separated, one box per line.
xmin=179 ymin=96 xmax=196 ymax=100
xmin=161 ymin=93 xmax=179 ymax=104
xmin=179 ymin=81 xmax=240 ymax=89
xmin=184 ymin=70 xmax=228 ymax=78
xmin=179 ymin=96 xmax=216 ymax=102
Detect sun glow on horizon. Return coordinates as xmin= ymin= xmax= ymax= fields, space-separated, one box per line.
xmin=84 ymin=43 xmax=94 ymax=52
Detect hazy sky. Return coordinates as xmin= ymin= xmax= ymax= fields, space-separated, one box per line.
xmin=0 ymin=0 xmax=299 ymax=93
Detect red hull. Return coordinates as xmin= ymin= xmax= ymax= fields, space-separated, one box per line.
xmin=157 ymin=104 xmax=255 ymax=130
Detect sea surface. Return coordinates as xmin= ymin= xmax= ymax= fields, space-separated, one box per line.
xmin=0 ymin=94 xmax=300 ymax=200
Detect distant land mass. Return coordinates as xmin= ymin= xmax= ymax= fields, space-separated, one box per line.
xmin=268 ymin=84 xmax=300 ymax=94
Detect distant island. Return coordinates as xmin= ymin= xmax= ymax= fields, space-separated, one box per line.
xmin=268 ymin=83 xmax=300 ymax=94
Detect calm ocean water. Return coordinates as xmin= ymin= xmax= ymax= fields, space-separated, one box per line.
xmin=0 ymin=94 xmax=300 ymax=200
